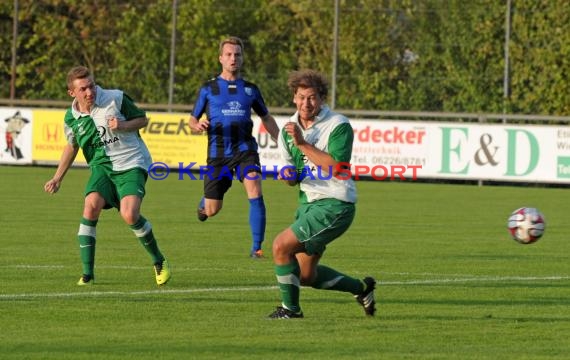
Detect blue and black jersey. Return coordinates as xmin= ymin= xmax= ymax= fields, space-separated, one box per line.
xmin=191 ymin=76 xmax=270 ymax=160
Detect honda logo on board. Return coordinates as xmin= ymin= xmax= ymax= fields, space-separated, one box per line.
xmin=43 ymin=124 xmax=61 ymax=142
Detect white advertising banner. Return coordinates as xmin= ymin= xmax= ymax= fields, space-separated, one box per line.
xmin=350 ymin=120 xmax=427 ymax=180
xmin=0 ymin=108 xmax=33 ymax=164
xmin=2 ymin=105 xmax=567 ymax=184
xmin=254 ymin=116 xmax=570 ymax=183
xmin=425 ymin=122 xmax=570 ymax=183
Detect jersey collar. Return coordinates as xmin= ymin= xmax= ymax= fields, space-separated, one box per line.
xmin=70 ymin=85 xmax=103 ymax=119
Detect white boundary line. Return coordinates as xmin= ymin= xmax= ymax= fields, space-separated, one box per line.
xmin=0 ymin=286 xmax=278 ymax=299
xmin=1 ymin=265 xmax=258 ymax=271
xmin=380 ymin=275 xmax=570 ymax=285
xmin=1 ymin=275 xmax=569 ymax=300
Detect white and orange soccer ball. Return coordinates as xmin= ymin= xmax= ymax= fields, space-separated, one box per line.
xmin=507 ymin=207 xmax=546 ymax=244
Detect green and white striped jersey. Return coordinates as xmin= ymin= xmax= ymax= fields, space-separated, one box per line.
xmin=64 ymin=86 xmax=152 ymax=172
xmin=279 ymin=105 xmax=357 ymax=204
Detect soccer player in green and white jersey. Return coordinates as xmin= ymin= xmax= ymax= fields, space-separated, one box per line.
xmin=268 ymin=69 xmax=376 ymax=319
xmin=44 ymin=66 xmax=170 ymax=286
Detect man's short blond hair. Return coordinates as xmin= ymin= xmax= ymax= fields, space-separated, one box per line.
xmin=219 ymin=36 xmax=244 ymax=55
xmin=66 ymin=66 xmax=92 ymax=90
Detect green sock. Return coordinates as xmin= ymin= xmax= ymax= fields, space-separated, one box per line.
xmin=275 ymin=260 xmax=301 ymax=313
xmin=130 ymin=215 xmax=164 ymax=264
xmin=311 ymin=265 xmax=364 ymax=295
xmin=78 ymin=218 xmax=97 ymax=276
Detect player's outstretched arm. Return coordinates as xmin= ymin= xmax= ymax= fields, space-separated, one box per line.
xmin=261 ymin=114 xmax=280 ymax=141
xmin=44 ymin=143 xmax=79 ymax=194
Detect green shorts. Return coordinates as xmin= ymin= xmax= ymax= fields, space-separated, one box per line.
xmin=290 ymin=198 xmax=355 ymax=256
xmin=85 ymin=166 xmax=148 ymax=209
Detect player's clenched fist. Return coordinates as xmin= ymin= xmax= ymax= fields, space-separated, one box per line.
xmin=44 ymin=179 xmax=61 ymax=194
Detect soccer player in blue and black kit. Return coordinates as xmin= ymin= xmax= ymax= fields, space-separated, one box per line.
xmin=189 ymin=36 xmax=279 ymax=258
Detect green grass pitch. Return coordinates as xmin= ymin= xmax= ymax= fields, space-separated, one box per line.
xmin=1 ymin=165 xmax=569 ymax=359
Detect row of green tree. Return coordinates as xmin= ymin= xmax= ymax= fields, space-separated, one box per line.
xmin=1 ymin=0 xmax=569 ymax=115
